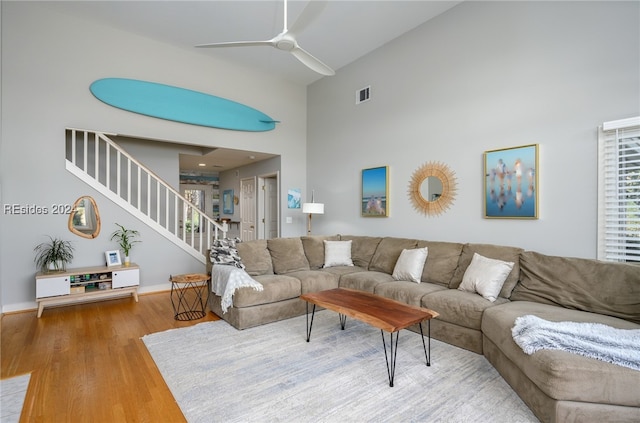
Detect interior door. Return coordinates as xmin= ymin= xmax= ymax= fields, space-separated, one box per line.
xmin=264 ymin=177 xmax=278 ymax=239
xmin=240 ymin=177 xmax=257 ymax=241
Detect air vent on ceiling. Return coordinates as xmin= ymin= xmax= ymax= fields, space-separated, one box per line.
xmin=356 ymin=85 xmax=371 ymax=104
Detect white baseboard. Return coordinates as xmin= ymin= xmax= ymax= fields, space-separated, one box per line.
xmin=2 ymin=283 xmax=176 ymax=314
xmin=138 ymin=283 xmax=172 ymax=294
xmin=2 ymin=301 xmax=38 ymax=314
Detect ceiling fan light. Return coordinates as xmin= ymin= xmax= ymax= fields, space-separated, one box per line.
xmin=276 ymin=38 xmax=296 ymax=51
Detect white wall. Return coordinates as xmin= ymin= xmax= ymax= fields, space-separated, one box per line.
xmin=0 ymin=2 xmax=308 ymax=311
xmin=307 ymin=1 xmax=640 ymax=259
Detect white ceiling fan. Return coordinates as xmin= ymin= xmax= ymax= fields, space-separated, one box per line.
xmin=195 ymin=0 xmax=335 ymax=76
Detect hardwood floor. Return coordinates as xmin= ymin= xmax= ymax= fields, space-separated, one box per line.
xmin=1 ymin=291 xmax=220 ymax=422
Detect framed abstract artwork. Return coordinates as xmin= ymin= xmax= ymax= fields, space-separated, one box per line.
xmin=484 ymin=144 xmax=538 ymax=219
xmin=287 ymin=188 xmax=301 ymax=209
xmin=222 ymin=189 xmax=234 ymax=214
xmin=362 ymin=166 xmax=389 ymax=217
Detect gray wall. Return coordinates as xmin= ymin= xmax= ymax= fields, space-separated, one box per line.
xmin=0 ymin=2 xmax=308 ymax=311
xmin=307 ymin=1 xmax=640 ymax=259
xmin=2 ymin=1 xmax=638 ymax=312
xmin=218 ymin=156 xmax=283 ymax=224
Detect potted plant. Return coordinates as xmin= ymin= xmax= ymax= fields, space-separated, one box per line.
xmin=34 ymin=236 xmax=74 ymax=273
xmin=110 ymin=223 xmax=140 ymax=266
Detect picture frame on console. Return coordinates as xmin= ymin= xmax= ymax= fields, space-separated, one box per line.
xmin=362 ymin=166 xmax=389 ymax=217
xmin=484 ymin=144 xmax=538 ymax=219
xmin=105 ymin=250 xmax=122 ymax=267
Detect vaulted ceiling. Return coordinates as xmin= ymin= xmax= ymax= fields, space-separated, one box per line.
xmin=44 ymin=1 xmax=461 ymax=172
xmin=46 ymin=1 xmax=461 ymax=86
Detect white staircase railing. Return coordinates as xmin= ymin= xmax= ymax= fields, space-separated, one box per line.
xmin=65 ymin=128 xmax=227 ymax=264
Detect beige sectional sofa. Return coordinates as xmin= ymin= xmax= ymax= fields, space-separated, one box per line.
xmin=207 ymin=235 xmax=640 ymax=423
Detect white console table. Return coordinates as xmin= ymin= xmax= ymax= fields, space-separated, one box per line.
xmin=36 ymin=263 xmax=139 ymax=317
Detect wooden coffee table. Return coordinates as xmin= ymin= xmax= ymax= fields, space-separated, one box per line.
xmin=300 ymin=288 xmax=439 ymax=387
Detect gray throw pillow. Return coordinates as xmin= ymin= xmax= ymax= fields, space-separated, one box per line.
xmin=210 ymin=237 xmax=245 ymax=269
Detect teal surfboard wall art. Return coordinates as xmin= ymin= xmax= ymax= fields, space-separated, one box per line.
xmin=90 ymin=78 xmax=278 ymax=132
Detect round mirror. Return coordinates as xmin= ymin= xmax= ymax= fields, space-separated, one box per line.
xmin=408 ymin=162 xmax=457 ymax=216
xmin=420 ymin=176 xmax=443 ymax=202
xmin=68 ymin=196 xmax=101 ymax=239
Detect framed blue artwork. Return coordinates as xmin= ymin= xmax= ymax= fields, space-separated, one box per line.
xmin=484 ymin=144 xmax=538 ymax=219
xmin=288 ymin=188 xmax=301 ymax=209
xmin=362 ymin=166 xmax=389 ymax=217
xmin=223 ymin=189 xmax=234 ymax=215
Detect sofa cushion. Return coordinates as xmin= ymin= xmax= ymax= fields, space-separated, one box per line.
xmin=482 ymin=301 xmax=640 ymax=406
xmin=392 ymin=247 xmax=428 ymax=283
xmin=510 ymin=251 xmax=640 ymax=324
xmin=422 ymin=289 xmax=508 ymax=330
xmin=368 ymin=237 xmax=418 ymax=274
xmin=301 ymin=235 xmax=339 ymax=269
xmin=416 ymin=240 xmax=464 ymax=286
xmin=320 ymin=266 xmax=367 ymax=277
xmin=458 ymin=253 xmax=514 ymax=302
xmin=338 ymin=235 xmax=383 ymax=268
xmin=374 ymin=281 xmax=446 ymax=307
xmin=323 ymin=240 xmax=354 ymax=268
xmin=450 ymin=243 xmax=523 ymax=299
xmin=339 ymin=271 xmax=394 ymax=293
xmin=286 ymin=270 xmax=340 ymax=294
xmin=232 ymin=274 xmax=301 ymax=308
xmin=267 ymin=237 xmax=310 ymax=274
xmin=236 ymin=240 xmax=273 ymax=276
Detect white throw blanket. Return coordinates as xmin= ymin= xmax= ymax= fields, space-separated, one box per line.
xmin=211 ymin=265 xmax=263 ymax=313
xmin=511 ymin=315 xmax=640 ymax=371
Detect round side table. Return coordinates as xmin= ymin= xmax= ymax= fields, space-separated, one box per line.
xmin=169 ymin=273 xmax=210 ymax=321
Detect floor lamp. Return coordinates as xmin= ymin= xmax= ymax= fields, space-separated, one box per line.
xmin=302 ymin=192 xmax=324 ymax=235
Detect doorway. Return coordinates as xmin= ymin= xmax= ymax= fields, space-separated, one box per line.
xmin=180 ymin=185 xmax=214 ymax=232
xmin=258 ymin=173 xmax=280 ymax=239
xmin=240 ymin=177 xmax=257 ymax=241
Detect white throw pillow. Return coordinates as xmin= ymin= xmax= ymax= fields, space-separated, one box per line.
xmin=392 ymin=247 xmax=428 ymax=283
xmin=458 ymin=253 xmax=514 ymax=302
xmin=323 ymin=240 xmax=354 ymax=268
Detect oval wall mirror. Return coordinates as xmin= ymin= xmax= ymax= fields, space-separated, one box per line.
xmin=408 ymin=161 xmax=457 ymax=216
xmin=68 ymin=196 xmax=101 ymax=239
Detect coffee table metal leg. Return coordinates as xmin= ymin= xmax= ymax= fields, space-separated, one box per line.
xmin=381 ymin=330 xmax=400 ymax=387
xmin=339 ymin=313 xmax=347 ymax=330
xmin=305 ymin=303 xmax=317 ymax=342
xmin=419 ymin=320 xmax=431 ymax=366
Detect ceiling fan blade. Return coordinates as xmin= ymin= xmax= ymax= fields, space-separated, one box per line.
xmin=291 ymin=46 xmax=335 ymax=76
xmin=195 ymin=0 xmax=334 ymax=77
xmin=288 ymin=0 xmax=328 ymax=36
xmin=196 ymin=40 xmax=274 ymax=49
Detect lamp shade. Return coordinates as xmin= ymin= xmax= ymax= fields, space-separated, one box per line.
xmin=302 ymin=203 xmax=324 ymax=214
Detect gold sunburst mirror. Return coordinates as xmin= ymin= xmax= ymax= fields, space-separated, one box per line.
xmin=408 ymin=161 xmax=457 ymax=217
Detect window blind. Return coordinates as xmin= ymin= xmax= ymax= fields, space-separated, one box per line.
xmin=598 ymin=117 xmax=640 ymax=262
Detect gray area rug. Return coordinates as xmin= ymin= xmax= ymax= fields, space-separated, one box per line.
xmin=142 ymin=311 xmax=538 ymax=422
xmin=0 ymin=373 xmax=30 ymax=423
